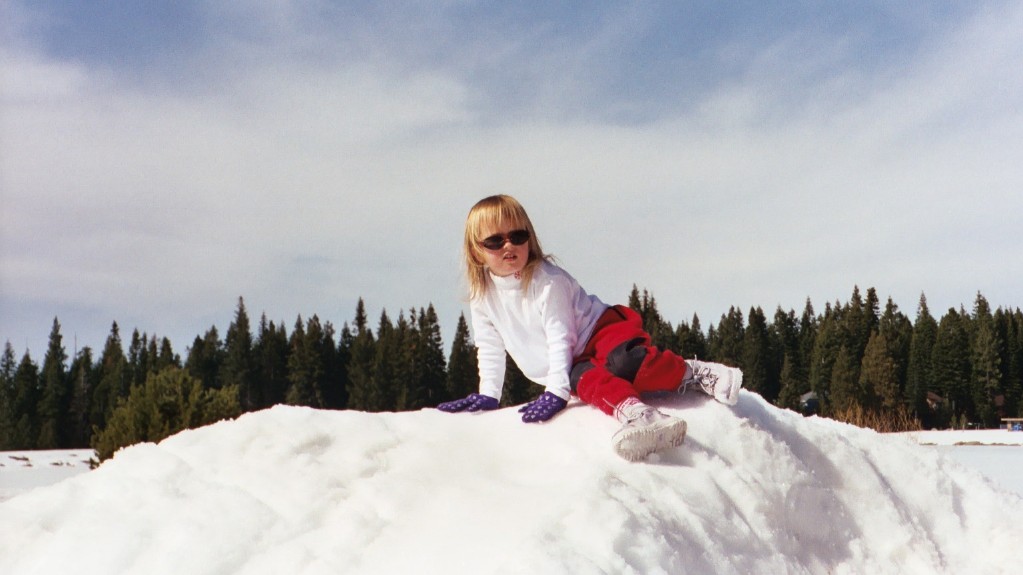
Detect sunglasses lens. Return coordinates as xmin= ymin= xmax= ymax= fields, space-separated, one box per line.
xmin=480 ymin=230 xmax=530 ymax=250
xmin=508 ymin=230 xmax=530 ymax=245
xmin=481 ymin=236 xmax=505 ymax=250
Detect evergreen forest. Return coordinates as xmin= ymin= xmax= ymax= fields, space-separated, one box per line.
xmin=3 ymin=286 xmax=1022 ymax=461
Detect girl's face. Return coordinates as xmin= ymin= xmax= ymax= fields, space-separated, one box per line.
xmin=478 ymin=223 xmax=530 ymax=278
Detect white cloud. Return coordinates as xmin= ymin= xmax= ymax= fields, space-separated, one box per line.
xmin=3 ymin=1 xmax=1023 ymax=356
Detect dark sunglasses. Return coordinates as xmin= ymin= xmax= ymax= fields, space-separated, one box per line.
xmin=480 ymin=229 xmax=530 ymax=251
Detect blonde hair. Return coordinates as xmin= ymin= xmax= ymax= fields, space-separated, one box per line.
xmin=463 ymin=195 xmax=550 ymax=300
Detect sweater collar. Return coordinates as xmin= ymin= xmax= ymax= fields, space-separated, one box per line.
xmin=488 ymin=269 xmax=523 ymax=290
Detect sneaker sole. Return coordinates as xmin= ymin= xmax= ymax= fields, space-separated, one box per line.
xmin=611 ymin=417 xmax=688 ymax=462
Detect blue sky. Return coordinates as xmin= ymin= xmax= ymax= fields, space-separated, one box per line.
xmin=3 ymin=1 xmax=1022 ymax=359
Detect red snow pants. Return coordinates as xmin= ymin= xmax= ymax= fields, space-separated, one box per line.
xmin=571 ymin=305 xmax=690 ymax=416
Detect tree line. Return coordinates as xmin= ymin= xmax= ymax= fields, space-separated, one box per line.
xmin=3 ymin=287 xmax=1022 ymax=460
xmin=630 ymin=286 xmax=1023 ymax=431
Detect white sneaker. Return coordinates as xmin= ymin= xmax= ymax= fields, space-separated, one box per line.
xmin=683 ymin=359 xmax=743 ymax=406
xmin=611 ymin=398 xmax=688 ymax=462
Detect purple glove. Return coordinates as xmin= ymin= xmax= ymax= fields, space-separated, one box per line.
xmin=518 ymin=391 xmax=567 ymax=423
xmin=437 ymin=393 xmax=500 ymax=413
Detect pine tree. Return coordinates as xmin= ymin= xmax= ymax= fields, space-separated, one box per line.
xmin=798 ymin=298 xmax=819 ymax=384
xmin=67 ymin=347 xmax=95 ymax=448
xmin=777 ymin=352 xmax=806 ymax=411
xmin=316 ymin=319 xmax=345 ymax=410
xmin=285 ymin=316 xmax=322 ymax=407
xmin=127 ymin=329 xmax=149 ymax=389
xmin=446 ymin=313 xmax=478 ymax=402
xmin=400 ymin=318 xmax=417 ymax=410
xmin=879 ymin=297 xmax=913 ymax=405
xmin=10 ymin=351 xmax=41 ymax=449
xmin=907 ymin=294 xmax=938 ymax=421
xmin=865 ymin=288 xmax=881 ymax=342
xmin=186 ymin=326 xmax=225 ymax=390
xmin=1002 ymin=309 xmax=1023 ymax=417
xmin=677 ymin=314 xmax=708 ymax=360
xmin=91 ymin=367 xmax=240 ymax=462
xmin=772 ymin=307 xmax=806 ymax=411
xmin=932 ymin=309 xmax=971 ymax=426
xmin=742 ymin=307 xmax=775 ymax=402
xmin=38 ymin=318 xmax=71 ymax=449
xmin=346 ymin=299 xmax=376 ymax=412
xmin=829 ymin=345 xmax=859 ymax=412
xmin=970 ymin=293 xmax=1001 ymax=427
xmin=416 ymin=304 xmax=447 ymax=407
xmin=90 ymin=322 xmax=128 ymax=433
xmin=372 ymin=310 xmax=400 ymax=411
xmin=0 ymin=343 xmax=19 ymax=449
xmin=394 ymin=311 xmax=420 ymax=411
xmin=334 ymin=323 xmax=354 ymax=409
xmin=710 ymin=307 xmax=744 ymax=365
xmin=627 ymin=285 xmax=642 ymax=312
xmin=254 ymin=315 xmax=289 ymax=408
xmin=155 ymin=337 xmax=179 ymax=372
xmin=837 ymin=286 xmax=871 ymax=386
xmin=223 ymin=297 xmax=257 ymax=411
xmin=809 ymin=304 xmax=840 ymax=410
xmin=859 ymin=331 xmax=900 ymax=411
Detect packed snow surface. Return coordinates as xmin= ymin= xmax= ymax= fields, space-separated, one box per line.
xmin=2 ymin=391 xmax=1021 ymax=575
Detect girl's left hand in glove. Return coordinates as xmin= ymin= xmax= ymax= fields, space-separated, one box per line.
xmin=518 ymin=391 xmax=567 ymax=423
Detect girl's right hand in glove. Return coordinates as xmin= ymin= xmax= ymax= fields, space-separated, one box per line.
xmin=436 ymin=393 xmax=499 ymax=413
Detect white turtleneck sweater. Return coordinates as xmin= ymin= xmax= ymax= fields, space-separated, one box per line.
xmin=470 ymin=260 xmax=608 ymax=401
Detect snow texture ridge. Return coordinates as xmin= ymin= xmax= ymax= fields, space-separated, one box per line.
xmin=1 ymin=391 xmax=1020 ymax=575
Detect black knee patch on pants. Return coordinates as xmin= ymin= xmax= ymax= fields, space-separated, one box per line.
xmin=606 ymin=337 xmax=648 ymax=383
xmin=570 ymin=362 xmax=595 ymax=393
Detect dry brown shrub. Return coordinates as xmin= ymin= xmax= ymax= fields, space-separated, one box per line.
xmin=832 ymin=403 xmax=922 ymax=433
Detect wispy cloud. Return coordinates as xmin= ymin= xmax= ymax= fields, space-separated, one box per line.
xmin=3 ymin=1 xmax=1022 ymax=355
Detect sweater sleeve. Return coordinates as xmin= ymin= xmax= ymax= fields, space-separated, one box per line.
xmin=470 ymin=298 xmax=507 ymax=401
xmin=536 ymin=276 xmax=579 ymax=401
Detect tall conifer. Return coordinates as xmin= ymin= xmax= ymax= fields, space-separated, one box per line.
xmin=677 ymin=314 xmax=708 ymax=360
xmin=346 ymin=299 xmax=376 ymax=412
xmin=223 ymin=297 xmax=257 ymax=410
xmin=446 ymin=313 xmax=478 ymax=402
xmin=285 ymin=316 xmax=323 ymax=407
xmin=91 ymin=322 xmax=127 ymax=432
xmin=255 ymin=315 xmax=290 ymax=408
xmin=11 ymin=351 xmax=41 ymax=448
xmin=809 ymin=305 xmax=840 ymax=410
xmin=932 ymin=309 xmax=971 ymax=426
xmin=879 ymin=297 xmax=913 ymax=402
xmin=859 ymin=331 xmax=900 ymax=411
xmin=710 ymin=307 xmax=745 ymax=365
xmin=416 ymin=305 xmax=447 ymax=407
xmin=907 ymin=294 xmax=938 ymax=420
xmin=38 ymin=318 xmax=71 ymax=448
xmin=743 ymin=307 xmax=775 ymax=401
xmin=0 ymin=343 xmax=17 ymax=448
xmin=68 ymin=347 xmax=95 ymax=448
xmin=970 ymin=293 xmax=1001 ymax=426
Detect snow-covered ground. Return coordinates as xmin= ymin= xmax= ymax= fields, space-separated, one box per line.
xmin=2 ymin=392 xmax=1022 ymax=574
xmin=0 ymin=449 xmax=95 ymax=503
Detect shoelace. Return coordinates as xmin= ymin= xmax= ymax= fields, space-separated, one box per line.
xmin=678 ymin=358 xmax=719 ymax=395
xmin=611 ymin=397 xmax=648 ymax=424
xmin=691 ymin=364 xmax=719 ymax=395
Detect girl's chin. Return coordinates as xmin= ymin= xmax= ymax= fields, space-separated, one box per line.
xmin=493 ymin=263 xmax=524 ymax=277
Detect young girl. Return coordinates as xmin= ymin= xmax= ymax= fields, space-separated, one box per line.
xmin=438 ymin=195 xmax=742 ymax=461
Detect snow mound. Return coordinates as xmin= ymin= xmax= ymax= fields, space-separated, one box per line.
xmin=2 ymin=392 xmax=1020 ymax=575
